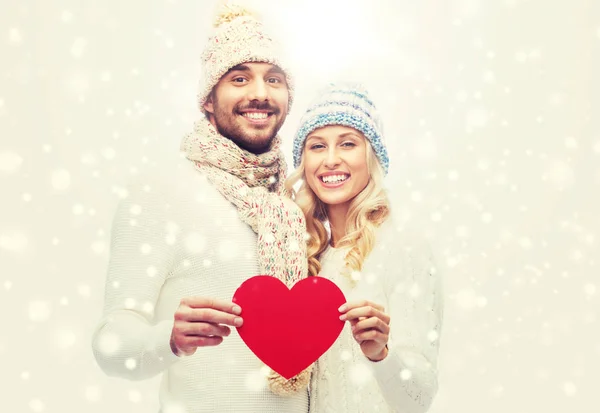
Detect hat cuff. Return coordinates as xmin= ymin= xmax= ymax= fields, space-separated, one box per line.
xmin=293 ymin=112 xmax=389 ymax=174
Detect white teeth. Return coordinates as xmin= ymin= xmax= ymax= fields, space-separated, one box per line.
xmin=321 ymin=174 xmax=348 ymax=183
xmin=243 ymin=112 xmax=268 ymax=120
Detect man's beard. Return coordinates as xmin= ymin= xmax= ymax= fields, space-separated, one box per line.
xmin=212 ymin=99 xmax=285 ymax=154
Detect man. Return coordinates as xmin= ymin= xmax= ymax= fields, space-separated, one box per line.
xmin=92 ymin=5 xmax=309 ymax=412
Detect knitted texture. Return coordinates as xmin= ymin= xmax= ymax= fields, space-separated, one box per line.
xmin=181 ymin=117 xmax=306 ymax=285
xmin=292 ymin=83 xmax=389 ymax=174
xmin=180 ymin=116 xmax=311 ymax=394
xmin=198 ymin=4 xmax=294 ymax=111
xmin=310 ymin=226 xmax=443 ymax=412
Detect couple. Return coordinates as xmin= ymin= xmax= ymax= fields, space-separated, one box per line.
xmin=92 ymin=5 xmax=442 ymax=413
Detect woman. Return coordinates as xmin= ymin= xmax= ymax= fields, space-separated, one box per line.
xmin=286 ymin=83 xmax=443 ymax=413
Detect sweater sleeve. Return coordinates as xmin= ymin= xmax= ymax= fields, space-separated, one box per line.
xmin=91 ymin=178 xmax=181 ymax=381
xmin=367 ymin=229 xmax=444 ymax=413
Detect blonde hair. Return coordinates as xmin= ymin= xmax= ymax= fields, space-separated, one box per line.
xmin=285 ymin=142 xmax=390 ymax=278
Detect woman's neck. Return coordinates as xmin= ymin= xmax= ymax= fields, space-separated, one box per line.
xmin=326 ymin=203 xmax=349 ymax=247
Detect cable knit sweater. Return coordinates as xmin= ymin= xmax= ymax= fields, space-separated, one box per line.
xmin=91 ymin=156 xmax=308 ymax=413
xmin=309 ymin=221 xmax=443 ymax=413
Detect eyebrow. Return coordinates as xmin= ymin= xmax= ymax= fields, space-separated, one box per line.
xmin=307 ymin=132 xmax=361 ymax=141
xmin=226 ymin=64 xmax=286 ymax=75
xmin=266 ymin=65 xmax=285 ymax=75
xmin=227 ymin=64 xmax=251 ymax=73
xmin=338 ymin=132 xmax=362 ymax=139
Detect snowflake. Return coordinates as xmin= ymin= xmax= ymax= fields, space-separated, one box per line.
xmin=162 ymin=403 xmax=187 ymax=413
xmin=244 ymin=368 xmax=267 ymax=392
xmin=147 ymin=266 xmax=157 ymax=277
xmin=84 ymin=385 xmax=101 ymax=402
xmin=0 ymin=151 xmax=23 ymax=173
xmin=71 ymin=37 xmax=87 ymax=58
xmin=28 ymin=301 xmax=52 ymax=322
xmin=142 ymin=302 xmax=154 ymax=315
xmin=91 ymin=240 xmax=106 ymax=255
xmin=185 ymin=233 xmax=206 ymax=254
xmin=218 ymin=239 xmax=238 ymax=261
xmin=96 ymin=332 xmax=121 ymax=355
xmin=564 ymin=136 xmax=578 ymax=149
xmin=481 ymin=212 xmax=493 ymax=223
xmin=55 ymin=329 xmax=77 ymax=349
xmin=349 ymin=362 xmax=372 ymax=386
xmin=78 ymin=284 xmax=91 ymax=297
xmin=61 ymin=10 xmax=73 ymax=23
xmin=399 ymin=369 xmax=412 ymax=381
xmin=519 ymin=237 xmax=533 ymax=250
xmin=128 ymin=390 xmax=142 ymax=403
xmin=584 ymin=283 xmax=596 ymax=297
xmin=125 ymin=358 xmax=137 ymax=370
xmin=29 ymin=399 xmax=45 ymax=412
xmin=466 ymin=108 xmax=489 ymax=131
xmin=563 ymin=382 xmax=577 ymax=397
xmin=124 ymin=298 xmax=136 ymax=309
xmin=140 ymin=243 xmax=152 ymax=255
xmin=51 ymin=169 xmax=71 ymax=191
xmin=8 ymin=28 xmax=22 ymax=45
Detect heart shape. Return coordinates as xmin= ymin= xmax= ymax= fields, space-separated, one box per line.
xmin=232 ymin=275 xmax=346 ymax=379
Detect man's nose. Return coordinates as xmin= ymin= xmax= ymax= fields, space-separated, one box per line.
xmin=247 ymin=79 xmax=268 ymax=101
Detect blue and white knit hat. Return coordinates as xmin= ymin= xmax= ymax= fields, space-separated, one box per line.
xmin=292 ymin=83 xmax=389 ymax=175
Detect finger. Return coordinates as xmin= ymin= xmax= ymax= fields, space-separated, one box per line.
xmin=176 ymin=308 xmax=243 ymax=327
xmin=354 ymin=329 xmax=388 ymax=344
xmin=341 ymin=306 xmax=390 ymax=324
xmin=180 ymin=297 xmax=242 ymax=315
xmin=181 ymin=322 xmax=231 ymax=338
xmin=180 ymin=335 xmax=224 ymax=348
xmin=352 ymin=317 xmax=390 ymax=335
xmin=340 ymin=300 xmax=385 ymax=313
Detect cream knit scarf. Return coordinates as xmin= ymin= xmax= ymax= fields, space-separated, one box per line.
xmin=181 ymin=116 xmax=311 ymax=395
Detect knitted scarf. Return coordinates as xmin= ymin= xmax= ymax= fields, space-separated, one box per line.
xmin=181 ymin=116 xmax=311 ymax=395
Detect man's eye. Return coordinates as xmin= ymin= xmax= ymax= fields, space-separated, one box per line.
xmin=267 ymin=77 xmax=282 ymax=84
xmin=232 ymin=77 xmax=247 ymax=83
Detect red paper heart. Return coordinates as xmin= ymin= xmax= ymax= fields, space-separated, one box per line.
xmin=232 ymin=275 xmax=346 ymax=379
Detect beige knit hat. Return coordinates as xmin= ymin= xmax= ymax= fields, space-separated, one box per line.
xmin=198 ymin=4 xmax=294 ymax=111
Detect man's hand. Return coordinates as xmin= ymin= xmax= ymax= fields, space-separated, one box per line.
xmin=339 ymin=300 xmax=390 ymax=362
xmin=170 ymin=297 xmax=244 ymax=357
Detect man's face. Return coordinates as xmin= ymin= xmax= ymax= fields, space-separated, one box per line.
xmin=203 ymin=62 xmax=290 ymax=154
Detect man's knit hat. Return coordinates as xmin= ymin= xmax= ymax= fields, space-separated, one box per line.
xmin=198 ymin=4 xmax=294 ymax=111
xmin=292 ymin=83 xmax=389 ymax=175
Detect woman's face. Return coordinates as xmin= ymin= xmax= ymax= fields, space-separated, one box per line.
xmin=303 ymin=125 xmax=370 ymax=209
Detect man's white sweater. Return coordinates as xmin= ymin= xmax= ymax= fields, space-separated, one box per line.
xmin=92 ymin=156 xmax=308 ymax=412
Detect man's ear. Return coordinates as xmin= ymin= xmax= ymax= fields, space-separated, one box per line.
xmin=203 ymin=93 xmax=214 ymax=114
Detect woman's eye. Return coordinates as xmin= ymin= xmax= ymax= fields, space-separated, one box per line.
xmin=310 ymin=144 xmax=325 ymax=150
xmin=342 ymin=142 xmax=356 ymax=147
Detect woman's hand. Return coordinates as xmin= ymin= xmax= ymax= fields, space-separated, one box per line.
xmin=339 ymin=300 xmax=390 ymax=361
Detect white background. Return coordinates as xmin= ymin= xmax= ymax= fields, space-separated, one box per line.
xmin=1 ymin=0 xmax=599 ymax=412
